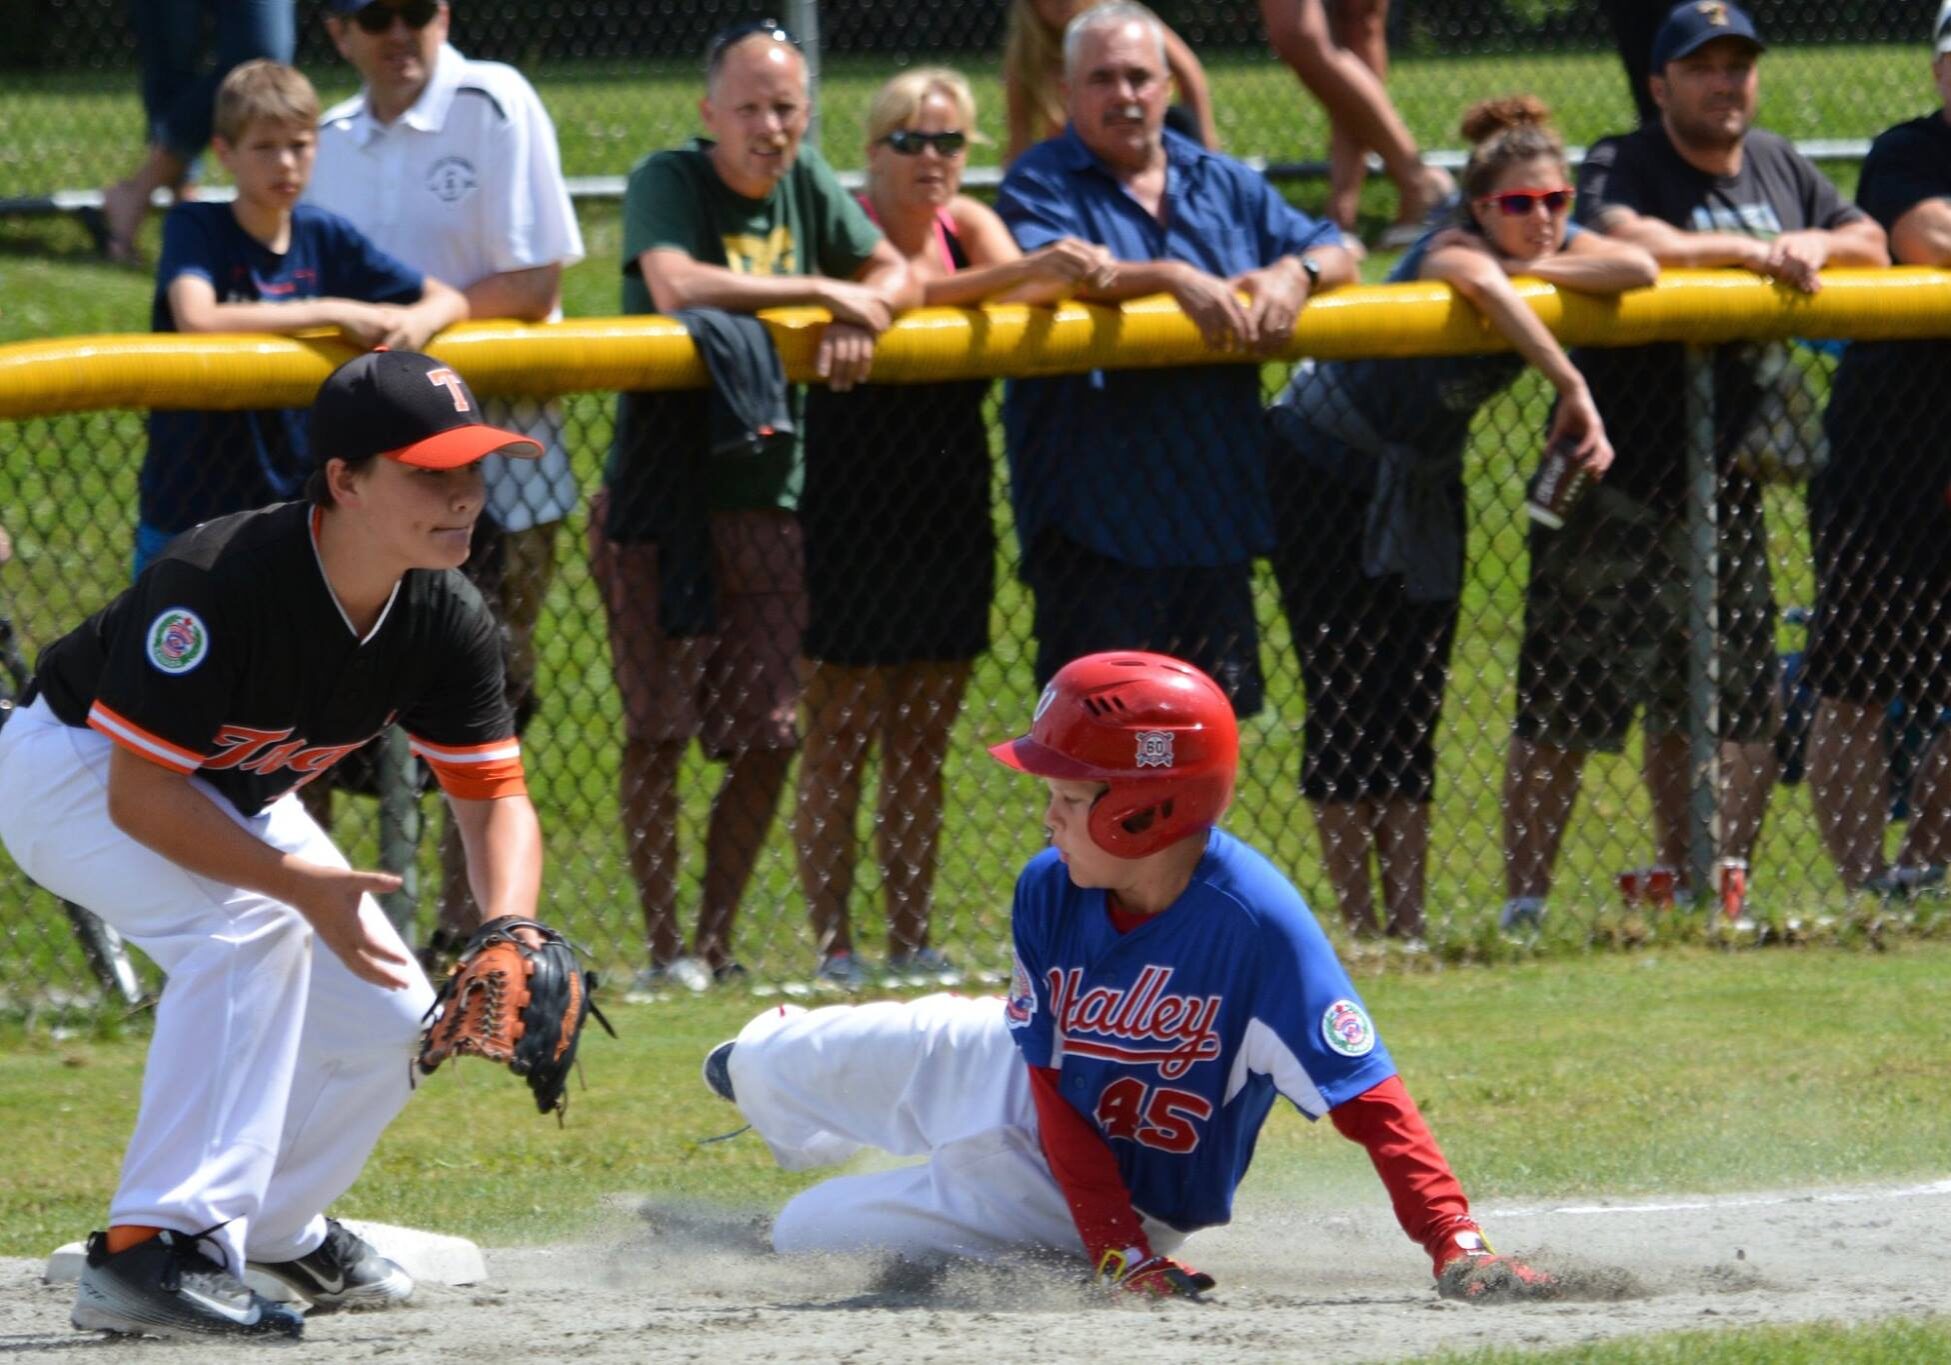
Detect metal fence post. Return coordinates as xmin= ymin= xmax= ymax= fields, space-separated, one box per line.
xmin=790 ymin=0 xmax=822 ymax=150
xmin=376 ymin=726 xmax=422 ymax=938
xmin=1683 ymin=344 xmax=1721 ymax=900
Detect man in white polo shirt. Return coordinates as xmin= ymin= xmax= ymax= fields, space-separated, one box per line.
xmin=309 ymin=0 xmax=584 ymax=959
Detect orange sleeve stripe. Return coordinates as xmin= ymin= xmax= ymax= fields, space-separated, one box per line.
xmin=429 ymin=762 xmax=528 ymax=801
xmin=87 ymin=703 xmax=204 ymax=773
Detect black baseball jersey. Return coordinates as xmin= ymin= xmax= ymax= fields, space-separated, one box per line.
xmin=1571 ymin=123 xmax=1864 ymax=510
xmin=34 ymin=501 xmax=524 ymax=818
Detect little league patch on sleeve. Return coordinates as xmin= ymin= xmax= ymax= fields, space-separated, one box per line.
xmin=146 ymin=608 xmax=209 ymax=675
xmin=1005 ymin=951 xmax=1037 ymax=1029
xmin=1321 ymin=999 xmax=1375 ymax=1057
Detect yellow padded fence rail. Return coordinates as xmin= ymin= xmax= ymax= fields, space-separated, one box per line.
xmin=3 ymin=268 xmax=1951 ymax=419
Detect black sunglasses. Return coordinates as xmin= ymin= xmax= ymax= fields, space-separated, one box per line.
xmin=881 ymin=129 xmax=968 ymax=157
xmin=352 ymin=0 xmax=440 ymax=34
xmin=704 ymin=18 xmax=801 ymax=73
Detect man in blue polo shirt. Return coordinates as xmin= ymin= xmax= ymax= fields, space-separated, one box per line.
xmin=996 ymin=0 xmax=1357 ymax=713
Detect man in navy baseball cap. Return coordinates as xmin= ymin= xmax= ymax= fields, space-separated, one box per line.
xmin=1649 ymin=0 xmax=1764 ymax=74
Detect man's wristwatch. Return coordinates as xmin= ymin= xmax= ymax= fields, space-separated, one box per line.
xmin=1299 ymin=254 xmax=1323 ymax=290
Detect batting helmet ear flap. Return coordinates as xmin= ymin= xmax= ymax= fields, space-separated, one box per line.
xmin=990 ymin=651 xmax=1239 ymax=859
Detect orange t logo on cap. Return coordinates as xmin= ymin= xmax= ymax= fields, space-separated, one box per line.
xmin=426 ymin=367 xmax=471 ymax=413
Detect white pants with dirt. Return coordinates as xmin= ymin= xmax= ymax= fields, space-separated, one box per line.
xmin=728 ymin=994 xmax=1184 ymax=1262
xmin=0 ymin=698 xmax=434 ymax=1274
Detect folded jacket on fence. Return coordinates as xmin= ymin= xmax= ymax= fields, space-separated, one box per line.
xmin=1271 ymin=363 xmax=1464 ymax=605
xmin=604 ymin=308 xmax=795 ymax=636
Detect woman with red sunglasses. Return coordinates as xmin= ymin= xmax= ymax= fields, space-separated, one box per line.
xmin=1265 ymin=96 xmax=1657 ymax=945
xmin=793 ymin=68 xmax=1114 ymax=989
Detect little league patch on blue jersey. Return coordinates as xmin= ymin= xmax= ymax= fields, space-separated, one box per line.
xmin=1321 ymin=999 xmax=1375 ymax=1057
xmin=1008 ymin=829 xmax=1398 ymax=1233
xmin=145 ymin=608 xmax=208 ymax=675
xmin=1006 ymin=951 xmax=1038 ymax=1029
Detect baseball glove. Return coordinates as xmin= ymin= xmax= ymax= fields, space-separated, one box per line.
xmin=417 ymin=916 xmax=615 ymax=1117
xmin=1436 ymin=1252 xmax=1559 ymax=1304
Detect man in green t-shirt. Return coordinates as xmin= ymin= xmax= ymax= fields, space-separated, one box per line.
xmin=591 ymin=19 xmax=915 ymax=995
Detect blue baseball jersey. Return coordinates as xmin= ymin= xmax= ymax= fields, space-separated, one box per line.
xmin=1006 ymin=828 xmax=1397 ymax=1233
xmin=143 ymin=202 xmax=425 ymax=536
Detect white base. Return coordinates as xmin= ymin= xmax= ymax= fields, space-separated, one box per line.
xmin=45 ymin=1220 xmax=487 ymax=1302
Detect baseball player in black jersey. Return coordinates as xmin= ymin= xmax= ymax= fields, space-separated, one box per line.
xmin=0 ymin=350 xmax=550 ymax=1340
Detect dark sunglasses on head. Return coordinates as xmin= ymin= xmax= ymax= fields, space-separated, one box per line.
xmin=881 ymin=129 xmax=968 ymax=157
xmin=352 ymin=0 xmax=440 ymax=34
xmin=705 ymin=17 xmax=801 ymax=72
xmin=1477 ymin=187 xmax=1574 ymax=217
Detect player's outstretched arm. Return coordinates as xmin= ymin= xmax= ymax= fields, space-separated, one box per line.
xmin=104 ymin=746 xmax=413 ymax=989
xmin=447 ymin=792 xmax=544 ymax=930
xmin=1026 ymin=1064 xmax=1214 ymax=1299
xmin=1329 ymin=1075 xmax=1556 ymax=1301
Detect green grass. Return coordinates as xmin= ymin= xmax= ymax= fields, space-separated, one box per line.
xmin=3 ymin=943 xmax=1949 ymax=1259
xmin=1432 ymin=1317 xmax=1951 ymax=1364
xmin=0 ymin=45 xmax=1929 ymax=201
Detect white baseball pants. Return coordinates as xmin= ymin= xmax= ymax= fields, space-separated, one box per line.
xmin=728 ymin=995 xmax=1183 ymax=1262
xmin=0 ymin=698 xmax=434 ymax=1273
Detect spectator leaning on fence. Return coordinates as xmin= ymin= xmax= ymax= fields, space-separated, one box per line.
xmin=1803 ymin=4 xmax=1951 ymax=897
xmin=309 ymin=0 xmax=586 ymax=966
xmin=1001 ymin=0 xmax=1218 ymax=162
xmin=592 ymin=19 xmax=916 ymax=993
xmin=794 ymin=67 xmax=1115 ymax=989
xmin=1267 ymin=97 xmax=1655 ymax=944
xmin=94 ymin=0 xmax=296 ymax=264
xmin=136 ymin=59 xmax=467 ymax=577
xmin=996 ymin=0 xmax=1357 ymax=717
xmin=1498 ymin=0 xmax=1888 ymax=932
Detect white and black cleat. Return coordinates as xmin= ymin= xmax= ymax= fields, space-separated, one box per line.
xmin=249 ymin=1218 xmax=414 ymax=1312
xmin=702 ymin=1039 xmax=737 ymax=1103
xmin=71 ymin=1228 xmax=305 ymax=1340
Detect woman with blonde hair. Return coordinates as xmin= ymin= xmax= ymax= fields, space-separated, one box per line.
xmin=1266 ymin=96 xmax=1657 ymax=943
xmin=794 ymin=67 xmax=1111 ymax=987
xmin=1002 ymin=0 xmax=1217 ymax=162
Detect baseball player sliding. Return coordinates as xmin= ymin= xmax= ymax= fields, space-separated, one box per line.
xmin=0 ymin=351 xmax=553 ymax=1340
xmin=705 ymin=652 xmax=1551 ymax=1299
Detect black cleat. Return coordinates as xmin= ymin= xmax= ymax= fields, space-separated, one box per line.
xmin=72 ymin=1228 xmax=305 ymax=1340
xmin=249 ymin=1217 xmax=414 ymax=1312
xmin=702 ymin=1040 xmax=736 ymax=1103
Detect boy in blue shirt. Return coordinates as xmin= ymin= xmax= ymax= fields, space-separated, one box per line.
xmin=140 ymin=59 xmax=467 ymax=574
xmin=700 ymin=651 xmax=1554 ymax=1302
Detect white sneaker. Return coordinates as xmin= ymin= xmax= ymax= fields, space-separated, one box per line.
xmin=632 ymin=957 xmax=712 ymax=995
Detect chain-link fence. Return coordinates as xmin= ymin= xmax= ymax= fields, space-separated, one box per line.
xmin=0 ymin=0 xmax=1938 ymax=206
xmin=3 ymin=282 xmax=1948 ymax=1016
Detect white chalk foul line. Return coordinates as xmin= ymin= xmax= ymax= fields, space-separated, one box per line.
xmin=1495 ymin=1178 xmax=1951 ymax=1221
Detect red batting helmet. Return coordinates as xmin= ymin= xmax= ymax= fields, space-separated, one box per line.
xmin=989 ymin=651 xmax=1239 ymax=859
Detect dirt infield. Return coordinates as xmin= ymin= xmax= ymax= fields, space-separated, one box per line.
xmin=5 ymin=1179 xmax=1948 ymax=1361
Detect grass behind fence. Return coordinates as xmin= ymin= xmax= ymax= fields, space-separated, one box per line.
xmin=0 ymin=45 xmax=1929 ymax=201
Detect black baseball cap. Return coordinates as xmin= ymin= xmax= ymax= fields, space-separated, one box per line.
xmin=1650 ymin=0 xmax=1764 ymax=70
xmin=310 ymin=350 xmax=542 ymax=470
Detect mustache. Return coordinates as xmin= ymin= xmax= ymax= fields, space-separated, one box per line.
xmin=1105 ymin=103 xmax=1146 ymax=123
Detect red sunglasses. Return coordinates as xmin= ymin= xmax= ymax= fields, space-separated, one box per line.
xmin=1476 ymin=187 xmax=1575 ymax=217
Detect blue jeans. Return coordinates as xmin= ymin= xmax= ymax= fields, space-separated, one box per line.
xmin=133 ymin=0 xmax=295 ymax=162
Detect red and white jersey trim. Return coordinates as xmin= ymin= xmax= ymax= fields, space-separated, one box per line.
xmin=87 ymin=702 xmax=204 ymax=775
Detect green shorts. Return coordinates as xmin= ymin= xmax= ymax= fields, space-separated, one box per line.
xmin=1513 ymin=482 xmax=1780 ymax=752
